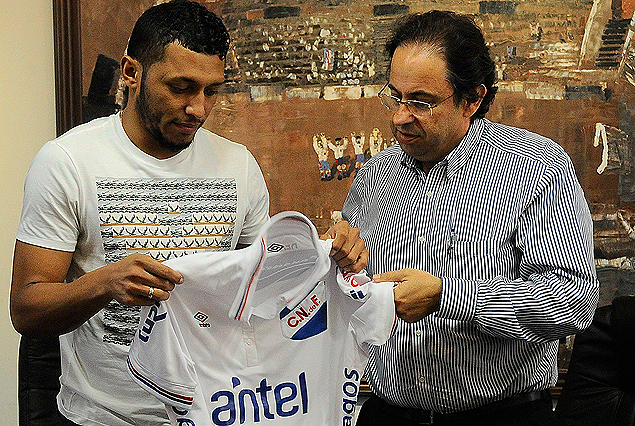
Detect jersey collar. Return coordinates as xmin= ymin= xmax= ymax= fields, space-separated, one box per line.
xmin=229 ymin=211 xmax=332 ymax=323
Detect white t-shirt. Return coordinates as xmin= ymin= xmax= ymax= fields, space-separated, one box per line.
xmin=16 ymin=113 xmax=270 ymax=426
xmin=127 ymin=211 xmax=396 ymax=426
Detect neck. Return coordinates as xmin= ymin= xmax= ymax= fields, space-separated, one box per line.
xmin=120 ymin=109 xmax=185 ymax=160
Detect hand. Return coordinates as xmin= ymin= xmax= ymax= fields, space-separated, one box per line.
xmin=320 ymin=220 xmax=369 ymax=273
xmin=374 ymin=268 xmax=442 ymax=323
xmin=10 ymin=243 xmax=186 ymax=337
xmin=99 ymin=253 xmax=184 ymax=306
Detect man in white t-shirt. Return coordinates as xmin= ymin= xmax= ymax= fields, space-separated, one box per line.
xmin=10 ymin=2 xmax=368 ymax=425
xmin=128 ymin=211 xmax=396 ymax=426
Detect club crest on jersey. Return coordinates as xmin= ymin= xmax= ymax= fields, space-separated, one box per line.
xmin=279 ymin=281 xmax=327 ymax=340
xmin=138 ymin=302 xmax=167 ymax=342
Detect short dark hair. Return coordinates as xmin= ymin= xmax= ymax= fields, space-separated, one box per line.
xmin=386 ymin=11 xmax=497 ymax=120
xmin=127 ymin=0 xmax=230 ymax=69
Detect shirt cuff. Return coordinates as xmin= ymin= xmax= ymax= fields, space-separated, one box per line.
xmin=436 ymin=277 xmax=479 ymax=322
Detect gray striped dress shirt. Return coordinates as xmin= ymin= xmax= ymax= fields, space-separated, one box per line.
xmin=342 ymin=118 xmax=599 ymax=413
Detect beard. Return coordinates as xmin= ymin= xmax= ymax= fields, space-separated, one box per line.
xmin=135 ymin=77 xmax=195 ymax=153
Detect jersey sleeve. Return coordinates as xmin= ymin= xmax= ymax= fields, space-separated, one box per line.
xmin=128 ymin=302 xmax=198 ymax=410
xmin=236 ymin=150 xmax=270 ymax=246
xmin=337 ymin=270 xmax=396 ymax=346
xmin=16 ymin=141 xmax=82 ymax=251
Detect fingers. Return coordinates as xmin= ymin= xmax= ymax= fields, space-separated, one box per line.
xmin=344 ymin=247 xmax=368 ymax=273
xmin=140 ymin=256 xmax=184 ymax=287
xmin=322 ymin=220 xmax=359 ymax=255
xmin=373 ymin=268 xmax=413 ymax=283
xmin=320 ymin=219 xmax=347 ymax=240
xmin=321 ymin=221 xmax=369 ymax=272
xmin=334 ymin=238 xmax=368 ymax=272
xmin=137 ymin=284 xmax=169 ymax=304
xmin=393 ymin=283 xmax=437 ymax=323
xmin=106 ymin=254 xmax=183 ymax=306
xmin=321 ymin=220 xmax=356 ymax=255
xmin=378 ymin=269 xmax=442 ymax=323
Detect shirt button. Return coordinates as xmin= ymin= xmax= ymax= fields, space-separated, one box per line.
xmin=418 ymin=376 xmax=426 ymax=383
xmin=425 ymin=191 xmax=433 ymax=198
xmin=418 ymin=236 xmax=426 ymax=243
xmin=415 ymin=330 xmax=422 ymax=336
xmin=245 ymin=339 xmax=253 ymax=346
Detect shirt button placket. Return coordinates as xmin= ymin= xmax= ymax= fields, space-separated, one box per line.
xmin=418 ymin=187 xmax=434 ymax=258
xmin=242 ymin=324 xmax=259 ymax=366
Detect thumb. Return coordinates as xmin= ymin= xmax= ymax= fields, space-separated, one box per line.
xmin=319 ymin=229 xmax=334 ymax=241
xmin=373 ymin=268 xmax=410 ymax=283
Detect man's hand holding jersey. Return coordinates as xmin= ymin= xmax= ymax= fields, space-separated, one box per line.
xmin=373 ymin=268 xmax=442 ymax=323
xmin=321 ymin=220 xmax=369 ymax=273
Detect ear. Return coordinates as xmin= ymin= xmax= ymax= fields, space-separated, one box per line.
xmin=463 ymin=84 xmax=487 ymax=118
xmin=120 ymin=55 xmax=142 ymax=90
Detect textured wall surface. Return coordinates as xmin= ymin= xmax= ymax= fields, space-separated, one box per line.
xmin=79 ymin=0 xmax=634 ymax=264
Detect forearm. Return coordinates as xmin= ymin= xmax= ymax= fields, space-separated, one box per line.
xmin=438 ymin=266 xmax=599 ymax=342
xmin=452 ymin=154 xmax=600 ymax=342
xmin=10 ymin=241 xmax=181 ymax=337
xmin=10 ymin=272 xmax=113 ymax=337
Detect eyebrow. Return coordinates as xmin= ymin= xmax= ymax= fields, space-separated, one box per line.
xmin=166 ymin=75 xmax=225 ymax=85
xmin=387 ymin=83 xmax=436 ymax=100
xmin=169 ymin=79 xmax=226 ymax=95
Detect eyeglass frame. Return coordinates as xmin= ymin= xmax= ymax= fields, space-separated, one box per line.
xmin=377 ymin=82 xmax=455 ymax=118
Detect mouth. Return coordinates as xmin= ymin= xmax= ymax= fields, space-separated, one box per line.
xmin=173 ymin=120 xmax=203 ymax=135
xmin=395 ymin=128 xmax=420 ymax=144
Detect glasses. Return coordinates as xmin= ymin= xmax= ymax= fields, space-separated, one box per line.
xmin=378 ymin=83 xmax=454 ymax=118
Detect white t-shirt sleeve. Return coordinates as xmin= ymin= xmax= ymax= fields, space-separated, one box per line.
xmin=128 ymin=302 xmax=197 ymax=410
xmin=236 ymin=150 xmax=270 ymax=246
xmin=16 ymin=141 xmax=81 ymax=252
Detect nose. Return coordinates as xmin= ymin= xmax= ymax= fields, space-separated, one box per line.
xmin=185 ymin=90 xmax=207 ymax=120
xmin=392 ymin=102 xmax=415 ymax=126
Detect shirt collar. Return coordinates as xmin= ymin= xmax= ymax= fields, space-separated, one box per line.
xmin=399 ymin=118 xmax=486 ymax=178
xmin=229 ymin=211 xmax=332 ymax=323
xmin=445 ymin=118 xmax=485 ymax=178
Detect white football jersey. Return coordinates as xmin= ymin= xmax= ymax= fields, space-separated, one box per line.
xmin=127 ymin=211 xmax=396 ymax=426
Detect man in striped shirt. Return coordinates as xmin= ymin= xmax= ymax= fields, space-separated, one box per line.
xmin=343 ymin=10 xmax=599 ymax=426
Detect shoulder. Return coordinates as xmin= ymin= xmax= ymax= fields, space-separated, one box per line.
xmin=479 ymin=119 xmax=569 ymax=168
xmin=192 ymin=128 xmax=254 ymax=161
xmin=350 ymin=145 xmax=407 ymax=188
xmin=55 ymin=115 xmax=117 ymax=147
xmin=38 ymin=115 xmax=119 ymax=162
xmin=194 ymin=128 xmax=249 ymax=153
xmin=359 ymin=145 xmax=403 ymax=171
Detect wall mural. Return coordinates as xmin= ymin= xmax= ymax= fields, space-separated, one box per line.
xmin=79 ymin=0 xmax=635 ymax=314
xmin=310 ymin=129 xmax=394 ymax=181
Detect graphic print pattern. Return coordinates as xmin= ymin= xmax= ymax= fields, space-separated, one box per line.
xmin=96 ymin=178 xmax=238 ymax=345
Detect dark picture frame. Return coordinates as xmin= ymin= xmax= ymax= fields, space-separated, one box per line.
xmin=53 ymin=0 xmax=82 ymax=136
xmin=53 ymin=0 xmax=139 ymax=136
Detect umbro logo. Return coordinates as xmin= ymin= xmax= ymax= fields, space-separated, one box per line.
xmin=267 ymin=243 xmax=285 ymax=252
xmin=267 ymin=242 xmax=299 ymax=253
xmin=194 ymin=311 xmax=210 ymax=327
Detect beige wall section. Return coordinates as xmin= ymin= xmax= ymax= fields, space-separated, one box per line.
xmin=0 ymin=0 xmax=56 ymax=423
